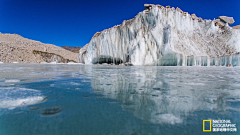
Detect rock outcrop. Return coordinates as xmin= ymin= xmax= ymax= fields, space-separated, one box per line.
xmin=62 ymin=46 xmax=82 ymax=53
xmin=191 ymin=14 xmax=197 ymax=20
xmin=79 ymin=4 xmax=240 ymax=66
xmin=0 ymin=33 xmax=78 ymax=63
xmin=232 ymin=25 xmax=240 ymax=29
xmin=33 ymin=50 xmax=77 ymax=63
xmin=215 ymin=21 xmax=224 ymax=28
xmin=218 ymin=16 xmax=235 ymax=25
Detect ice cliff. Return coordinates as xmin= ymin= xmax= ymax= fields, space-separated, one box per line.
xmin=79 ymin=4 xmax=240 ymax=66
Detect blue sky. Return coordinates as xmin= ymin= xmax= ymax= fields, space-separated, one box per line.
xmin=0 ymin=0 xmax=239 ymax=47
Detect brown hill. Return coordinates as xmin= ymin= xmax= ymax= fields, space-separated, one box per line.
xmin=0 ymin=33 xmax=78 ymax=63
xmin=62 ymin=46 xmax=82 ymax=53
xmin=232 ymin=25 xmax=240 ymax=29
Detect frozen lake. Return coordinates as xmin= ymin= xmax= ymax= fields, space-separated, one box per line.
xmin=0 ymin=64 xmax=239 ymax=135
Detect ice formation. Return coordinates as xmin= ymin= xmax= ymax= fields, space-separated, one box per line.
xmin=79 ymin=4 xmax=240 ymax=66
xmin=0 ymin=87 xmax=46 ymax=109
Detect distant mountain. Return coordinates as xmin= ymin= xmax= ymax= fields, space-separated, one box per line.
xmin=0 ymin=33 xmax=78 ymax=63
xmin=62 ymin=46 xmax=82 ymax=53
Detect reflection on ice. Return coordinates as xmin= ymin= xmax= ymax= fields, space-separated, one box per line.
xmin=88 ymin=66 xmax=240 ymax=124
xmin=4 ymin=79 xmax=21 ymax=83
xmin=152 ymin=114 xmax=182 ymax=124
xmin=0 ymin=87 xmax=46 ymax=109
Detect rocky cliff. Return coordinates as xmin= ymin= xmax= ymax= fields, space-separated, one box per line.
xmin=79 ymin=4 xmax=240 ymax=66
xmin=33 ymin=50 xmax=77 ymax=63
xmin=0 ymin=33 xmax=78 ymax=63
xmin=62 ymin=46 xmax=82 ymax=53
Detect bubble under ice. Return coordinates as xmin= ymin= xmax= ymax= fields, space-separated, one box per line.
xmin=79 ymin=5 xmax=240 ymax=66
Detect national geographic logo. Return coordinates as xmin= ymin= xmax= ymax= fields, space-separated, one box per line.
xmin=203 ymin=119 xmax=237 ymax=132
xmin=203 ymin=120 xmax=211 ymax=132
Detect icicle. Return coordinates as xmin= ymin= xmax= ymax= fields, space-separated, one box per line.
xmin=182 ymin=56 xmax=186 ymax=66
xmin=193 ymin=56 xmax=196 ymax=66
xmin=207 ymin=57 xmax=210 ymax=66
xmin=215 ymin=57 xmax=218 ymax=66
xmin=177 ymin=54 xmax=180 ymax=66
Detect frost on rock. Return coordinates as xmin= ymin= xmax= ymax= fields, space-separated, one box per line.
xmin=79 ymin=4 xmax=240 ymax=66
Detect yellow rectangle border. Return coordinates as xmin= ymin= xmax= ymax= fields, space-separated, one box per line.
xmin=203 ymin=120 xmax=211 ymax=132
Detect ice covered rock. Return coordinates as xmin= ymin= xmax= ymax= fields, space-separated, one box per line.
xmin=215 ymin=21 xmax=224 ymax=28
xmin=166 ymin=6 xmax=170 ymax=9
xmin=176 ymin=7 xmax=183 ymax=13
xmin=183 ymin=12 xmax=188 ymax=16
xmin=144 ymin=4 xmax=153 ymax=8
xmin=191 ymin=14 xmax=198 ymax=20
xmin=197 ymin=17 xmax=202 ymax=22
xmin=79 ymin=4 xmax=240 ymax=66
xmin=218 ymin=16 xmax=235 ymax=25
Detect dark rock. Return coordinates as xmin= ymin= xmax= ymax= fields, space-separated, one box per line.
xmin=125 ymin=62 xmax=133 ymax=66
xmin=40 ymin=107 xmax=61 ymax=117
xmin=33 ymin=50 xmax=77 ymax=63
xmin=227 ymin=64 xmax=233 ymax=67
xmin=198 ymin=17 xmax=202 ymax=22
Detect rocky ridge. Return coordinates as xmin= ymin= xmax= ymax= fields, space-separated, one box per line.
xmin=233 ymin=25 xmax=240 ymax=29
xmin=0 ymin=33 xmax=78 ymax=63
xmin=62 ymin=46 xmax=82 ymax=53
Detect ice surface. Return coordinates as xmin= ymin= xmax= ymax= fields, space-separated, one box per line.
xmin=4 ymin=79 xmax=20 ymax=83
xmin=151 ymin=114 xmax=182 ymax=124
xmin=0 ymin=64 xmax=239 ymax=135
xmin=0 ymin=87 xmax=45 ymax=109
xmin=79 ymin=5 xmax=240 ymax=66
xmin=50 ymin=61 xmax=57 ymax=64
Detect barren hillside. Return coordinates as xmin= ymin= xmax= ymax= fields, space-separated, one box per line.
xmin=0 ymin=33 xmax=78 ymax=63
